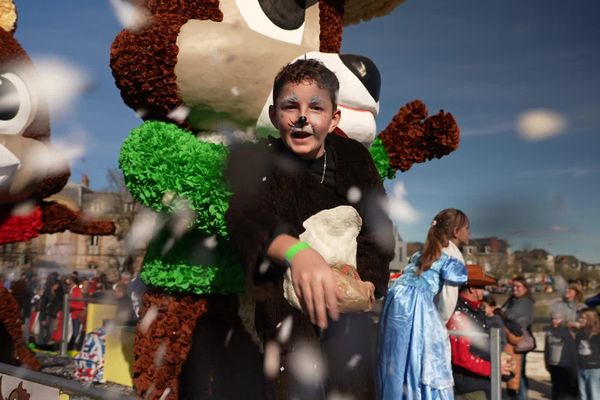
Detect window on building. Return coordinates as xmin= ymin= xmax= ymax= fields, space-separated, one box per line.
xmin=90 ymin=235 xmax=99 ymax=246
xmin=124 ymin=201 xmax=134 ymax=212
xmin=90 ymin=200 xmax=104 ymax=214
xmin=87 ymin=262 xmax=98 ymax=270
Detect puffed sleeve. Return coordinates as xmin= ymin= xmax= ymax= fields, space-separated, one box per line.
xmin=439 ymin=258 xmax=468 ymax=286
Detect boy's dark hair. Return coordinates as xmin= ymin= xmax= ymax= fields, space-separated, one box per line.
xmin=272 ymin=59 xmax=339 ymax=108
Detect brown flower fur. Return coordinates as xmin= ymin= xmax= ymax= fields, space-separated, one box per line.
xmin=0 ymin=287 xmax=41 ymax=371
xmin=39 ymin=201 xmax=115 ymax=235
xmin=319 ymin=0 xmax=345 ymax=53
xmin=379 ymin=100 xmax=460 ymax=171
xmin=133 ymin=291 xmax=208 ymax=400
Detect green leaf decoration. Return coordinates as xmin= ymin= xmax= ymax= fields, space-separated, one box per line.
xmin=369 ymin=136 xmax=396 ymax=180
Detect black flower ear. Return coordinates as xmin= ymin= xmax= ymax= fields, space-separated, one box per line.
xmin=0 ymin=0 xmax=18 ymax=34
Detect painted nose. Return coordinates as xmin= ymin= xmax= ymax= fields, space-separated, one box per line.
xmin=340 ymin=54 xmax=381 ymax=102
xmin=297 ymin=116 xmax=308 ymax=126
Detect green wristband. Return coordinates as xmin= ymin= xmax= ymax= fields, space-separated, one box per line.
xmin=285 ymin=241 xmax=311 ymax=264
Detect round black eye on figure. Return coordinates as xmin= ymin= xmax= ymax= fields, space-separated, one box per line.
xmin=297 ymin=116 xmax=307 ymax=126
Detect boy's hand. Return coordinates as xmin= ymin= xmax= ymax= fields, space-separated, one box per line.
xmin=290 ymin=247 xmax=340 ymax=329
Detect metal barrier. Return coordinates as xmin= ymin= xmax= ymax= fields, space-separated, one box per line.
xmin=0 ymin=362 xmax=138 ymax=400
xmin=449 ymin=327 xmax=502 ymax=400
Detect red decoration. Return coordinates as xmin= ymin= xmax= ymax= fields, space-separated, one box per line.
xmin=0 ymin=206 xmax=42 ymax=244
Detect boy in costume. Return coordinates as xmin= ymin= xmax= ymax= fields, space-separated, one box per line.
xmin=226 ymin=59 xmax=394 ymax=400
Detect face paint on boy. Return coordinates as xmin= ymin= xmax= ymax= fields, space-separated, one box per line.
xmin=270 ymin=81 xmax=341 ymax=160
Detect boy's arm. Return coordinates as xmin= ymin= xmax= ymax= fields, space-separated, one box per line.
xmin=268 ymin=234 xmax=339 ymax=330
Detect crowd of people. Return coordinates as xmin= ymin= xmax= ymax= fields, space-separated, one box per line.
xmin=4 ymin=269 xmax=139 ymax=351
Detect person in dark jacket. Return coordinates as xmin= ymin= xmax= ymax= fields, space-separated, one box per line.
xmin=502 ymin=277 xmax=535 ymax=399
xmin=447 ymin=266 xmax=512 ymax=400
xmin=544 ymin=310 xmax=577 ymax=400
xmin=38 ymin=272 xmax=64 ymax=347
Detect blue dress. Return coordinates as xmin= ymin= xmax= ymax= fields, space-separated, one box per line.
xmin=377 ymin=252 xmax=467 ymax=400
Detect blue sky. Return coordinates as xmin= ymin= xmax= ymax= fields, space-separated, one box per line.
xmin=13 ymin=1 xmax=600 ymax=262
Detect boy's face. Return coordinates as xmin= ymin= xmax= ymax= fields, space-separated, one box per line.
xmin=269 ymin=80 xmax=340 ymax=160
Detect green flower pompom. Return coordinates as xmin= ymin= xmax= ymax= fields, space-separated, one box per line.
xmin=119 ymin=121 xmax=231 ymax=237
xmin=140 ymin=226 xmax=244 ymax=294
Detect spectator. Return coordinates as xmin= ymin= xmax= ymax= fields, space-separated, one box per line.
xmin=481 ymin=295 xmax=507 ymax=351
xmin=551 ymin=282 xmax=586 ymax=329
xmin=68 ymin=277 xmax=86 ymax=350
xmin=38 ymin=272 xmax=64 ymax=348
xmin=113 ymin=283 xmax=135 ymax=324
xmin=447 ymin=265 xmax=512 ymax=400
xmin=501 ymin=277 xmax=535 ymax=400
xmin=544 ymin=310 xmax=577 ymax=400
xmin=574 ymin=308 xmax=600 ymax=400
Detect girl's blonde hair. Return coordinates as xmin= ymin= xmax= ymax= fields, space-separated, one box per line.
xmin=418 ymin=208 xmax=469 ymax=273
xmin=581 ymin=308 xmax=600 ymax=336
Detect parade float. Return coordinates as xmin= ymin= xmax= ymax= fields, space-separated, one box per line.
xmin=110 ymin=1 xmax=460 ymax=398
xmin=0 ymin=0 xmax=115 ymax=372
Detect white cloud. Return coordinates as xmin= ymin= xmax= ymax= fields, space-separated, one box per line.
xmin=52 ymin=125 xmax=89 ymax=165
xmin=109 ymin=0 xmax=151 ymax=31
xmin=516 ymin=109 xmax=567 ymax=141
xmin=387 ymin=182 xmax=420 ymax=224
xmin=29 ymin=57 xmax=91 ymax=119
xmin=550 ymin=225 xmax=573 ymax=233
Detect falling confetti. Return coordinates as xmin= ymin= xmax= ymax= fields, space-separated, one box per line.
xmin=264 ymin=340 xmax=281 ymax=379
xmin=288 ymin=342 xmax=327 ymax=387
xmin=109 ymin=0 xmax=151 ymax=31
xmin=277 ymin=315 xmax=293 ymax=344
xmin=25 ymin=57 xmax=91 ymax=119
xmin=258 ymin=260 xmax=270 ymax=274
xmin=139 ymin=305 xmax=158 ymax=334
xmin=203 ymin=235 xmax=218 ymax=249
xmin=386 ymin=182 xmax=419 ymax=224
xmin=154 ymin=341 xmax=168 ymax=367
xmin=167 ymin=105 xmax=190 ymax=123
xmin=224 ymin=328 xmax=233 ymax=348
xmin=346 ymin=186 xmax=362 ymax=203
xmin=158 ymin=387 xmax=171 ymax=400
xmin=345 ymin=354 xmax=362 ymax=369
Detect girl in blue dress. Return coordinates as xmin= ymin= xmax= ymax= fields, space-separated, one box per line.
xmin=378 ymin=208 xmax=470 ymax=400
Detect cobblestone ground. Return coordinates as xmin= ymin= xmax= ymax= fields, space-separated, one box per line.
xmin=36 ymin=352 xmax=136 ymax=399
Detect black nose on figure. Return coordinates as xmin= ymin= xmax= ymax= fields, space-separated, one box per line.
xmin=340 ymin=54 xmax=381 ymax=102
xmin=297 ymin=115 xmax=308 ymax=126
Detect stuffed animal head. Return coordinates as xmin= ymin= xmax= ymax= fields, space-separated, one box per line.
xmin=111 ymin=0 xmax=405 ymax=145
xmin=0 ymin=0 xmax=70 ymax=205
